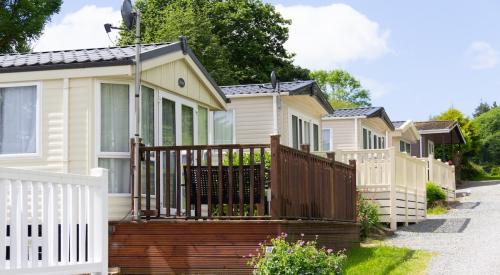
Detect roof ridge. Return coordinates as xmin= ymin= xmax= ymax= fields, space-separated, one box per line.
xmin=0 ymin=42 xmax=177 ymax=57
xmin=220 ymin=79 xmax=313 ymax=88
xmin=333 ymin=106 xmax=380 ymax=111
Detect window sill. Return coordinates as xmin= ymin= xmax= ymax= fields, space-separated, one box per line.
xmin=0 ymin=153 xmax=42 ymax=160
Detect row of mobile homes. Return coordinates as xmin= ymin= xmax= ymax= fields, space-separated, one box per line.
xmin=0 ymin=40 xmax=359 ymax=274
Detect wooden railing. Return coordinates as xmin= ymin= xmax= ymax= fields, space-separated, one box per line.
xmin=0 ymin=168 xmax=108 ymax=274
xmin=425 ymin=155 xmax=456 ymax=200
xmin=133 ymin=135 xmax=357 ymax=222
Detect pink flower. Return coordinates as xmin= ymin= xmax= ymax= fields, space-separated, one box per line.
xmin=299 ymin=241 xmax=305 ymax=246
xmin=327 ymin=249 xmax=333 ymax=254
xmin=300 ymin=233 xmax=304 ymax=237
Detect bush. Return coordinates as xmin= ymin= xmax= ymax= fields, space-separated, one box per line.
xmin=491 ymin=166 xmax=500 ymax=176
xmin=461 ymin=160 xmax=486 ymax=180
xmin=248 ymin=233 xmax=346 ymax=275
xmin=426 ymin=182 xmax=446 ymax=206
xmin=357 ymin=194 xmax=379 ymax=239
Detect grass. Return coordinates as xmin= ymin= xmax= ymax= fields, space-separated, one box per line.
xmin=344 ymin=245 xmax=433 ymax=275
xmin=427 ymin=205 xmax=448 ymax=216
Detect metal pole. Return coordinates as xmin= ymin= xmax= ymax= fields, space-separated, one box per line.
xmin=133 ymin=11 xmax=142 ymax=221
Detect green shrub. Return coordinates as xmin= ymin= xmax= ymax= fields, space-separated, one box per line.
xmin=224 ymin=151 xmax=271 ymax=169
xmin=248 ymin=233 xmax=346 ymax=275
xmin=491 ymin=166 xmax=500 ymax=176
xmin=357 ymin=194 xmax=380 ymax=239
xmin=461 ymin=160 xmax=486 ymax=180
xmin=426 ymin=182 xmax=446 ymax=206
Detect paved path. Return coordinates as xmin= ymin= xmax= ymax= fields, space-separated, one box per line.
xmin=387 ymin=181 xmax=500 ymax=275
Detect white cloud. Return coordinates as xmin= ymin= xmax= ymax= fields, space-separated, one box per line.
xmin=358 ymin=76 xmax=391 ymax=99
xmin=33 ymin=5 xmax=121 ymax=52
xmin=465 ymin=41 xmax=499 ymax=70
xmin=276 ymin=3 xmax=391 ymax=70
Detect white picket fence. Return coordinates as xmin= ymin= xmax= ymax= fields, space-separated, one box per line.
xmin=333 ymin=148 xmax=427 ymax=230
xmin=0 ymin=167 xmax=108 ymax=275
xmin=426 ymin=156 xmax=456 ymax=200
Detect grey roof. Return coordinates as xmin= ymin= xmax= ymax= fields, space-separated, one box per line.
xmin=0 ymin=39 xmax=228 ymax=102
xmin=221 ymin=80 xmax=334 ymax=114
xmin=392 ymin=121 xmax=406 ymax=128
xmin=325 ymin=107 xmax=394 ymax=130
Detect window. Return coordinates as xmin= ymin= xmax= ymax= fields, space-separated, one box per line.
xmin=304 ymin=121 xmax=311 ymax=145
xmin=368 ymin=130 xmax=372 ymax=149
xmin=0 ymin=85 xmax=38 ymax=155
xmin=198 ymin=106 xmax=208 ymax=145
xmin=213 ymin=110 xmax=234 ymax=144
xmin=141 ymin=86 xmax=155 ymax=147
xmin=299 ymin=119 xmax=303 ymax=145
xmin=182 ymin=105 xmax=194 ymax=145
xmin=428 ymin=141 xmax=435 ymax=156
xmin=313 ymin=124 xmax=319 ymax=151
xmin=162 ymin=98 xmax=176 ymax=146
xmin=292 ymin=115 xmax=298 ymax=149
xmin=322 ymin=128 xmax=332 ymax=151
xmin=381 ymin=137 xmax=385 ymax=149
xmin=373 ymin=134 xmax=378 ymax=149
xmin=98 ymin=83 xmax=130 ymax=193
xmin=363 ymin=129 xmax=368 ymax=149
xmin=400 ymin=140 xmax=411 ymax=154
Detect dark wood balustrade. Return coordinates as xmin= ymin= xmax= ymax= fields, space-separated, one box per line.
xmin=131 ymin=135 xmax=357 ymax=222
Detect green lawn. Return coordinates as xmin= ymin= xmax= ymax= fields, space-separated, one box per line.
xmin=344 ymin=245 xmax=433 ymax=275
xmin=427 ymin=205 xmax=448 ymax=216
xmin=471 ymin=175 xmax=500 ymax=181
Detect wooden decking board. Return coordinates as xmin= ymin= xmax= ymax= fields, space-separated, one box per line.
xmin=109 ymin=220 xmax=359 ymax=274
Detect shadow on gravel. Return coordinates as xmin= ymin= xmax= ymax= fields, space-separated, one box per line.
xmin=459 ymin=180 xmax=500 ymax=188
xmin=398 ymin=218 xmax=471 ymax=233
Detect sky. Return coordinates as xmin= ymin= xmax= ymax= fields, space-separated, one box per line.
xmin=33 ymin=0 xmax=500 ymax=121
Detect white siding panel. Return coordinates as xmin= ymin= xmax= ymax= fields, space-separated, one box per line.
xmin=227 ymin=97 xmax=274 ymax=144
xmin=322 ymin=119 xmax=356 ymax=151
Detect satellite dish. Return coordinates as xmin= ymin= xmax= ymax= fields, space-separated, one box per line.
xmin=270 ymin=71 xmax=277 ymax=90
xmin=121 ymin=0 xmax=135 ymax=30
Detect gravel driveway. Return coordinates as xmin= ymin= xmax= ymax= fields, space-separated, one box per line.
xmin=387 ymin=180 xmax=500 ymax=275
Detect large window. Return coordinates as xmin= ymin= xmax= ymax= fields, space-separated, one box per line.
xmin=313 ymin=124 xmax=319 ymax=151
xmin=428 ymin=140 xmax=435 ymax=156
xmin=98 ymin=83 xmax=130 ymax=194
xmin=213 ymin=110 xmax=234 ymax=144
xmin=0 ymin=85 xmax=38 ymax=155
xmin=292 ymin=115 xmax=298 ymax=149
xmin=182 ymin=105 xmax=194 ymax=145
xmin=322 ymin=128 xmax=332 ymax=151
xmin=141 ymin=86 xmax=155 ymax=147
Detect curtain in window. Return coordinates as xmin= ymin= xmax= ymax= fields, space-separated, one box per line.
xmin=198 ymin=106 xmax=208 ymax=145
xmin=363 ymin=129 xmax=368 ymax=149
xmin=0 ymin=86 xmax=37 ymax=154
xmin=98 ymin=158 xmax=130 ymax=193
xmin=162 ymin=98 xmax=176 ymax=146
xmin=322 ymin=129 xmax=330 ymax=151
xmin=313 ymin=124 xmax=319 ymax=151
xmin=213 ymin=110 xmax=234 ymax=144
xmin=182 ymin=105 xmax=194 ymax=145
xmin=141 ymin=86 xmax=155 ymax=146
xmin=101 ymin=83 xmax=129 ymax=152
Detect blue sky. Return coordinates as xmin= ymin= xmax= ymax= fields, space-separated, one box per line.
xmin=40 ymin=0 xmax=499 ymax=121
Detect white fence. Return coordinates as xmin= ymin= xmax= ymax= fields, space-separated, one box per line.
xmin=426 ymin=156 xmax=456 ymax=200
xmin=333 ymin=148 xmax=427 ymax=230
xmin=0 ymin=168 xmax=108 ymax=275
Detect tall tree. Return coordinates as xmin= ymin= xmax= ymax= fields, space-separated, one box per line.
xmin=119 ymin=0 xmax=310 ymax=85
xmin=473 ymin=107 xmax=500 ymax=165
xmin=0 ymin=0 xmax=62 ymax=53
xmin=473 ymin=101 xmax=491 ymax=118
xmin=310 ymin=69 xmax=371 ymax=109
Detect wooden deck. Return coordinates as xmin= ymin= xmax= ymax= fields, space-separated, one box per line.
xmin=109 ymin=219 xmax=360 ymax=274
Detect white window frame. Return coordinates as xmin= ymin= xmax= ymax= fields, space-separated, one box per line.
xmin=428 ymin=140 xmax=435 ymax=156
xmin=362 ymin=126 xmax=384 ymax=150
xmin=159 ymin=90 xmax=198 ymax=146
xmin=95 ymin=80 xmax=135 ymax=196
xmin=0 ymin=81 xmax=42 ymax=159
xmin=400 ymin=139 xmax=412 ymax=154
xmin=288 ymin=108 xmax=320 ymax=151
xmin=322 ymin=128 xmax=333 ymax=151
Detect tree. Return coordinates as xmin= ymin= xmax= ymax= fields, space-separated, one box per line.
xmin=0 ymin=0 xmax=62 ymax=53
xmin=473 ymin=107 xmax=500 ymax=165
xmin=432 ymin=108 xmax=481 ymax=179
xmin=119 ymin=0 xmax=310 ymax=85
xmin=310 ymin=69 xmax=371 ymax=109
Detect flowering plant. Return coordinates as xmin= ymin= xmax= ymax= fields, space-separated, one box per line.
xmin=247 ymin=233 xmax=346 ymax=275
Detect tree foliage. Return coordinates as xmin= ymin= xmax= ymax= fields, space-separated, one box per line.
xmin=0 ymin=0 xmax=62 ymax=53
xmin=473 ymin=101 xmax=497 ymax=118
xmin=119 ymin=0 xmax=310 ymax=85
xmin=473 ymin=107 xmax=500 ymax=166
xmin=310 ymin=69 xmax=371 ymax=109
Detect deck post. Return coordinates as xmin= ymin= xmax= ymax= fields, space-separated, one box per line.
xmin=270 ymin=135 xmax=281 ymax=219
xmin=349 ymin=160 xmax=357 ymax=222
xmin=389 ymin=148 xmax=397 ymax=230
xmin=327 ymin=152 xmax=336 ymax=219
xmin=301 ymin=144 xmax=311 ymax=217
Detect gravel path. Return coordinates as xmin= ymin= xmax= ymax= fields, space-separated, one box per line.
xmin=387 ymin=180 xmax=500 ymax=275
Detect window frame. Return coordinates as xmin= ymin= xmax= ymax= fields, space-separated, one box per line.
xmin=212 ymin=108 xmax=236 ymax=145
xmin=322 ymin=128 xmax=333 ymax=151
xmin=362 ymin=126 xmax=385 ymax=150
xmin=0 ymin=82 xmax=42 ymax=159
